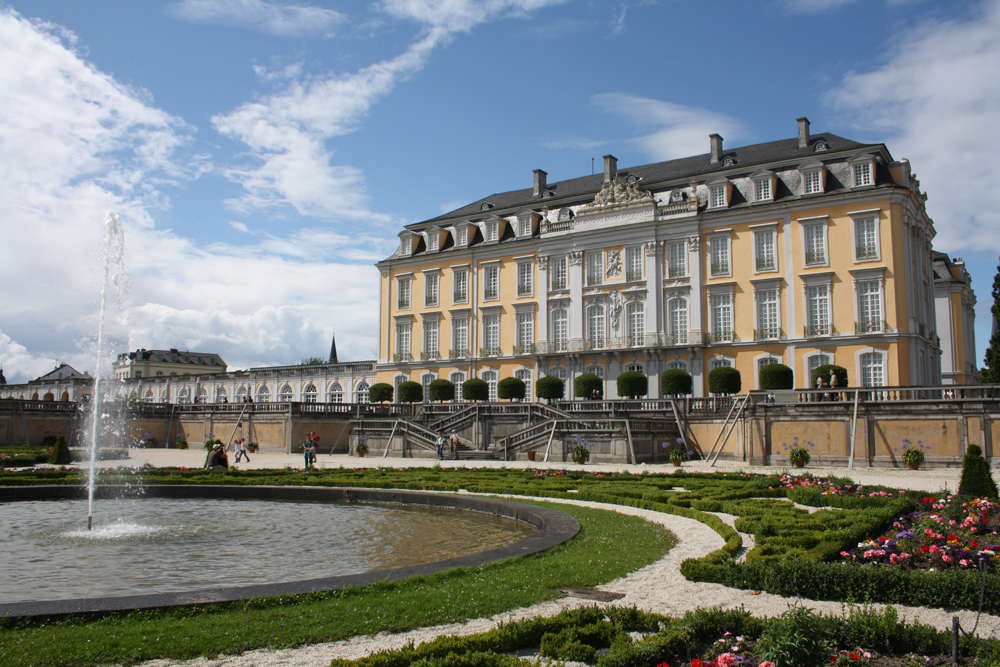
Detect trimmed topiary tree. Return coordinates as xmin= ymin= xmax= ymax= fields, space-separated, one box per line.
xmin=428 ymin=379 xmax=455 ymax=402
xmin=574 ymin=373 xmax=603 ymax=399
xmin=660 ymin=369 xmax=692 ymax=396
xmin=462 ymin=378 xmax=489 ymax=402
xmin=958 ymin=444 xmax=999 ymax=499
xmin=497 ymin=377 xmax=526 ymax=401
xmin=536 ymin=375 xmax=565 ymax=401
xmin=616 ymin=371 xmax=648 ymax=399
xmin=396 ymin=381 xmax=423 ymax=403
xmin=811 ymin=364 xmax=848 ymax=389
xmin=980 ymin=257 xmax=1000 ymax=384
xmin=708 ymin=366 xmax=742 ymax=395
xmin=759 ymin=363 xmax=794 ymax=391
xmin=48 ymin=435 xmax=72 ymax=465
xmin=368 ymin=383 xmax=394 ymax=403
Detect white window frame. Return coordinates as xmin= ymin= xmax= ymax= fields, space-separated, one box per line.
xmin=667 ymin=241 xmax=687 ymax=278
xmin=485 ymin=219 xmax=499 ymax=242
xmin=625 ymin=246 xmax=643 ymax=282
xmin=850 ymin=156 xmax=875 ymax=188
xmin=551 ymin=308 xmax=568 ymax=352
xmin=422 ymin=319 xmax=439 ymax=359
xmin=550 ymin=256 xmax=568 ymax=291
xmin=397 ymin=276 xmax=411 ymax=310
xmin=425 ymin=272 xmax=439 ymax=307
xmin=667 ymin=297 xmax=688 ymax=345
xmin=482 ymin=369 xmax=499 ymax=402
xmin=427 ymin=229 xmax=439 ymax=251
xmin=805 ymin=352 xmax=832 ymax=386
xmin=754 ymin=286 xmax=780 ymax=340
xmin=482 ymin=312 xmax=500 ymax=356
xmin=516 ymin=260 xmax=534 ymax=297
xmin=802 ymin=168 xmax=824 ymax=194
xmin=803 ymin=279 xmax=832 ymax=337
xmin=710 ymin=292 xmax=734 ymax=342
xmin=708 ymin=234 xmax=731 ymax=278
xmin=586 ymin=304 xmax=606 ymax=349
xmin=327 ymin=382 xmax=343 ymax=403
xmin=399 ymin=234 xmax=412 ymax=257
xmin=858 ymin=349 xmax=887 ymax=387
xmin=354 ymin=380 xmax=370 ymax=404
xmin=586 ymin=251 xmax=604 ymax=287
xmin=707 ymin=178 xmax=729 ymax=209
xmin=517 ymin=215 xmax=532 ymax=238
xmin=483 ymin=263 xmax=500 ymax=301
xmin=395 ymin=320 xmax=412 ymax=360
xmin=851 ymin=211 xmax=881 ymax=262
xmin=515 ymin=310 xmax=534 ymax=353
xmin=753 ymin=175 xmax=773 ymax=202
xmin=453 ymin=267 xmax=468 ymax=304
xmin=451 ymin=316 xmax=469 ymax=358
xmin=801 ymin=217 xmax=828 ymax=267
xmin=455 ymin=225 xmax=468 ymax=248
xmin=515 ymin=368 xmax=533 ymax=401
xmin=852 ymin=269 xmax=886 ymax=334
xmin=625 ymin=300 xmax=645 ymax=346
xmin=753 ymin=227 xmax=777 ymax=273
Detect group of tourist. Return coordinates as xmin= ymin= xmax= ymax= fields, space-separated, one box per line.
xmin=303 ymin=431 xmax=320 ymax=469
xmin=814 ymin=369 xmax=840 ymax=401
xmin=204 ymin=438 xmax=250 ymax=469
xmin=435 ymin=430 xmax=460 ymax=460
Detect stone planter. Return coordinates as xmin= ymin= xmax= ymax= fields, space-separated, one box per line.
xmin=526 ymin=450 xmax=536 ymax=461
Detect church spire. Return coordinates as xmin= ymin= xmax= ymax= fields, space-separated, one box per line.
xmin=328 ymin=333 xmax=338 ymax=364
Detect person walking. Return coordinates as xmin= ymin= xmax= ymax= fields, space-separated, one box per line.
xmin=303 ymin=435 xmax=317 ymax=469
xmin=436 ymin=433 xmax=446 ymax=460
xmin=237 ymin=437 xmax=250 ymax=463
xmin=449 ymin=430 xmax=460 ymax=458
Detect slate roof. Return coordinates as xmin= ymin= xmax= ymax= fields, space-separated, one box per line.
xmin=123 ymin=349 xmax=227 ymax=367
xmin=413 ymin=132 xmax=884 ymax=229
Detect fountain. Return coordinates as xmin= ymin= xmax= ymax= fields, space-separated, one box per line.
xmin=85 ymin=212 xmax=128 ymax=530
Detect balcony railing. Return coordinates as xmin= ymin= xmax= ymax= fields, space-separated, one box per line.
xmin=711 ymin=262 xmax=730 ymax=276
xmin=805 ymin=251 xmax=826 ymax=265
xmin=805 ymin=324 xmax=834 ymax=337
xmin=856 ymin=245 xmax=878 ymax=260
xmin=551 ymin=279 xmax=567 ymax=291
xmin=626 ymin=271 xmax=643 ymax=282
xmin=420 ymin=351 xmax=440 ymax=360
xmin=668 ymin=267 xmax=687 ymax=279
xmin=512 ymin=343 xmax=536 ymax=355
xmin=754 ymin=327 xmax=784 ymax=341
xmin=707 ymin=330 xmax=737 ymax=343
xmin=479 ymin=346 xmax=501 ymax=357
xmin=586 ymin=337 xmax=607 ymax=350
xmin=586 ymin=275 xmax=603 ymax=287
xmin=392 ymin=353 xmax=412 ymax=362
xmin=448 ymin=349 xmax=469 ymax=359
xmin=855 ymin=320 xmax=887 ymax=334
xmin=755 ymin=257 xmax=776 ymax=271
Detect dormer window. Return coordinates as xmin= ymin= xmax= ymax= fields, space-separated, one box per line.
xmin=800 ymin=162 xmax=825 ymax=195
xmin=814 ymin=141 xmax=829 ymax=152
xmin=670 ymin=190 xmax=684 ymax=203
xmin=480 ymin=202 xmax=494 ymax=211
xmin=517 ymin=214 xmax=532 ymax=238
xmin=485 ymin=220 xmax=499 ymax=242
xmin=850 ymin=154 xmax=876 ymax=188
xmin=707 ymin=177 xmax=729 ymax=209
xmin=541 ymin=190 xmax=555 ymax=199
xmin=427 ymin=229 xmax=439 ymax=251
xmin=558 ymin=208 xmax=573 ymax=222
xmin=399 ymin=235 xmax=412 ymax=257
xmin=455 ymin=224 xmax=468 ymax=247
xmin=752 ymin=170 xmax=775 ymax=202
xmin=722 ymin=156 xmax=737 ymax=167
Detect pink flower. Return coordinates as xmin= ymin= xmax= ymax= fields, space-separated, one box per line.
xmin=759 ymin=663 xmax=776 ymax=667
xmin=942 ymin=555 xmax=954 ymax=562
xmin=717 ymin=653 xmax=738 ymax=667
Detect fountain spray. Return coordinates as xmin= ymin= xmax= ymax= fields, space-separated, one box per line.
xmin=86 ymin=212 xmax=126 ymax=530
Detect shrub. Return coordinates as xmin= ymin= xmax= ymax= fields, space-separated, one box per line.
xmin=175 ymin=436 xmax=188 ymax=449
xmin=536 ymin=375 xmax=565 ymax=401
xmin=661 ymin=368 xmax=692 ymax=396
xmin=574 ymin=373 xmax=603 ymax=398
xmin=759 ymin=363 xmax=794 ymax=390
xmin=616 ymin=371 xmax=648 ymax=398
xmin=396 ymin=381 xmax=423 ymax=403
xmin=755 ymin=604 xmax=835 ymax=667
xmin=462 ymin=378 xmax=489 ymax=402
xmin=369 ymin=383 xmax=394 ymax=403
xmin=958 ymin=443 xmax=999 ymax=499
xmin=812 ymin=364 xmax=848 ymax=389
xmin=497 ymin=377 xmax=526 ymax=401
xmin=48 ymin=435 xmax=72 ymax=465
xmin=428 ymin=379 xmax=455 ymax=402
xmin=708 ymin=366 xmax=741 ymax=395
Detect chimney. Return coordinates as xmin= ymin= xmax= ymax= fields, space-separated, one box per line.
xmin=709 ymin=134 xmax=723 ymax=163
xmin=533 ymin=169 xmax=547 ymax=196
xmin=797 ymin=117 xmax=810 ymax=149
xmin=603 ymin=155 xmax=618 ymax=182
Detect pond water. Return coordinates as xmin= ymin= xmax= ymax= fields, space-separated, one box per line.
xmin=0 ymin=497 xmax=535 ymax=602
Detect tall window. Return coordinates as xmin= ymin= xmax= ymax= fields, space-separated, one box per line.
xmin=756 ymin=289 xmax=779 ymax=339
xmin=855 ymin=217 xmax=879 ymax=260
xmin=710 ymin=237 xmax=730 ymax=276
xmin=483 ymin=265 xmax=499 ymax=300
xmin=853 ymin=162 xmax=872 ymax=187
xmin=551 ymin=256 xmax=568 ymax=290
xmin=586 ymin=251 xmax=604 ymax=286
xmin=256 ymin=385 xmax=270 ymax=402
xmin=861 ymin=352 xmax=885 ymax=387
xmin=451 ymin=318 xmax=468 ymax=357
xmin=395 ymin=322 xmax=411 ymax=359
xmin=422 ymin=374 xmax=434 ymax=403
xmin=483 ymin=370 xmax=498 ymax=401
xmin=453 ymin=269 xmax=468 ymax=303
xmin=711 ymin=294 xmax=733 ymax=341
xmin=626 ymin=246 xmax=643 ymax=281
xmin=625 ymin=301 xmax=645 ymax=345
xmin=668 ymin=298 xmax=688 ymax=344
xmin=425 ymin=273 xmax=439 ymax=307
xmin=423 ymin=320 xmax=439 ymax=358
xmin=857 ymin=280 xmax=883 ymax=332
xmin=755 ymin=230 xmax=776 ymax=271
xmin=327 ymin=382 xmax=343 ymax=403
xmin=515 ymin=311 xmax=534 ymax=352
xmin=482 ymin=314 xmax=500 ymax=354
xmin=355 ymin=381 xmax=369 ymax=403
xmin=517 ymin=261 xmax=533 ymax=297
xmin=586 ymin=305 xmax=606 ymax=348
xmin=515 ymin=369 xmax=533 ymax=400
xmin=278 ymin=384 xmax=292 ymax=402
xmin=397 ymin=278 xmax=411 ymax=309
xmin=552 ymin=309 xmax=568 ymax=351
xmin=450 ymin=371 xmax=465 ymax=401
xmin=668 ymin=241 xmax=687 ymax=278
xmin=804 ymin=224 xmax=827 ymax=265
xmin=808 ymin=354 xmax=831 ymax=380
xmin=806 ymin=285 xmax=830 ymax=336
xmin=303 ymin=383 xmax=317 ymax=403
xmin=757 ymin=357 xmax=779 ymax=378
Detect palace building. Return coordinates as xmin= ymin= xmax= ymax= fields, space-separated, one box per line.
xmin=375 ymin=118 xmax=977 ymax=399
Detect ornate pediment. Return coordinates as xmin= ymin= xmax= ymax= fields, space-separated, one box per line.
xmin=585 ymin=174 xmax=654 ymax=210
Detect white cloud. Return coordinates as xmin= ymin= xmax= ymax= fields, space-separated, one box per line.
xmin=591 ymin=93 xmax=747 ymax=161
xmin=826 ymin=0 xmax=1000 ymax=253
xmin=169 ymin=0 xmax=345 ymax=36
xmin=0 ymin=331 xmax=57 ymax=385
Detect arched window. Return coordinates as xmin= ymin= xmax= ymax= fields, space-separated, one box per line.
xmin=515 ymin=368 xmax=533 ymax=401
xmin=328 ymin=382 xmax=343 ymax=403
xmin=303 ymin=383 xmax=318 ymax=403
xmin=625 ymin=301 xmax=645 ymax=346
xmin=421 ymin=373 xmax=435 ymax=403
xmin=668 ymin=298 xmax=688 ymax=344
xmin=256 ymin=385 xmax=270 ymax=402
xmin=279 ymin=384 xmax=293 ymax=402
xmin=236 ymin=385 xmax=247 ymax=401
xmin=142 ymin=388 xmax=154 ymax=402
xmin=551 ymin=309 xmax=568 ymax=351
xmin=625 ymin=364 xmax=643 ymax=373
xmin=586 ymin=305 xmax=606 ymax=349
xmin=860 ymin=352 xmax=885 ymax=387
xmin=668 ymin=361 xmax=686 ymax=371
xmin=215 ymin=386 xmax=227 ymax=403
xmin=450 ymin=371 xmax=465 ymax=402
xmin=177 ymin=387 xmax=190 ymax=404
xmin=160 ymin=387 xmax=170 ymax=402
xmin=196 ymin=387 xmax=208 ymax=403
xmin=355 ymin=381 xmax=370 ymax=403
xmin=482 ymin=370 xmax=498 ymax=402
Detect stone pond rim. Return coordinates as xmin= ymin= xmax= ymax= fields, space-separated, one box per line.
xmin=0 ymin=485 xmax=581 ymax=620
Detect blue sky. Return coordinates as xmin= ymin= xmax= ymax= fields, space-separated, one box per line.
xmin=1 ymin=0 xmax=999 ymax=384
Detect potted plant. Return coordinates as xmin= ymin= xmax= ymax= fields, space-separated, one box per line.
xmin=526 ymin=450 xmax=536 ymax=461
xmin=175 ymin=436 xmax=188 ymax=450
xmin=247 ymin=441 xmax=258 ymax=453
xmin=669 ymin=447 xmax=686 ymax=467
xmin=355 ymin=438 xmax=369 ymax=457
xmin=783 ymin=436 xmax=813 ymax=468
xmin=568 ymin=436 xmax=591 ymax=465
xmin=898 ymin=438 xmax=927 ymax=470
